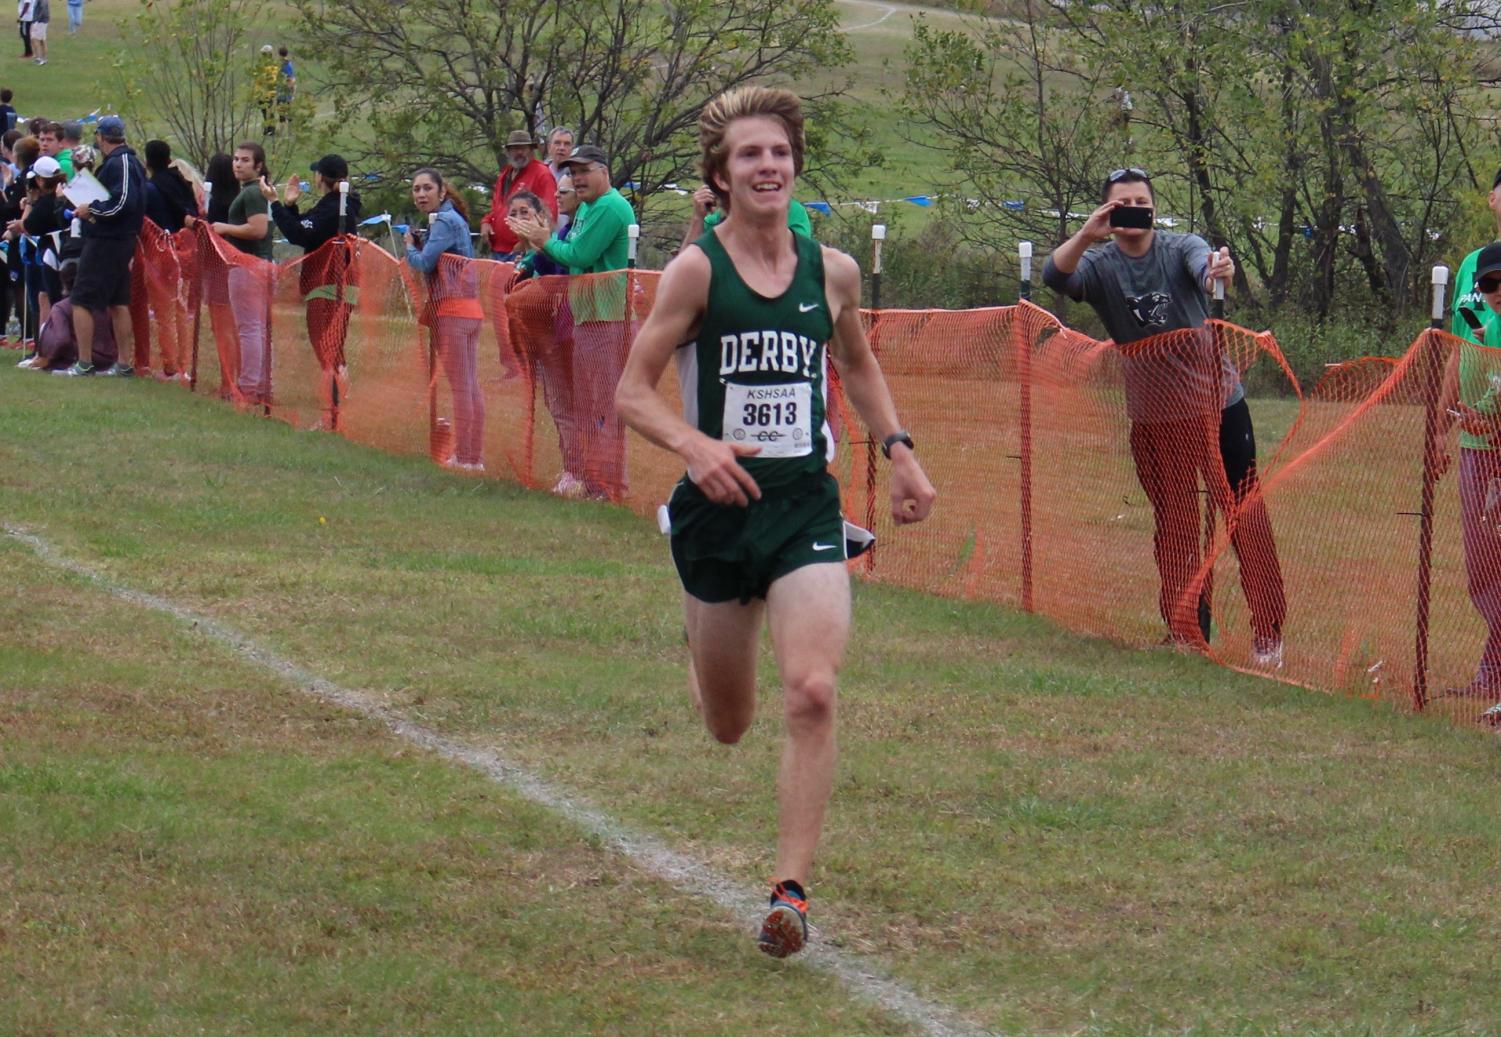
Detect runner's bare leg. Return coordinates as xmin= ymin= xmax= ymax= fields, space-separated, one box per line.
xmin=765 ymin=561 xmax=850 ymax=887
xmin=685 ymin=593 xmax=765 ymax=744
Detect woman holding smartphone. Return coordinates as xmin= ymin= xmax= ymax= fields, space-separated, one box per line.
xmin=405 ymin=167 xmax=485 ymax=472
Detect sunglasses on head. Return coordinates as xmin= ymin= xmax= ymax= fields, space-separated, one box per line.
xmin=1107 ymin=167 xmax=1150 ymax=183
xmin=1479 ymin=275 xmax=1501 ymax=293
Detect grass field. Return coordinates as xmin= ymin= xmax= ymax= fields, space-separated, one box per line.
xmin=5 ymin=360 xmax=1501 ymax=1036
xmin=7 ymin=8 xmax=1501 ymax=1034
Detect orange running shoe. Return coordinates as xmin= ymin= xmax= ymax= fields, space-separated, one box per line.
xmin=758 ymin=880 xmax=809 ymax=958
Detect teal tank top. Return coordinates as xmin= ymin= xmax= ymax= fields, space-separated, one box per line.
xmin=675 ymin=227 xmax=835 ymax=492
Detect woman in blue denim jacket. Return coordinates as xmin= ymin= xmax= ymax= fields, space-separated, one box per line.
xmin=405 ymin=168 xmax=485 ymax=471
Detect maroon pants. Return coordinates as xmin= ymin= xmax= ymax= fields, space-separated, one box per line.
xmin=306 ymin=298 xmax=351 ymax=370
xmin=1128 ymin=399 xmax=1286 ymax=641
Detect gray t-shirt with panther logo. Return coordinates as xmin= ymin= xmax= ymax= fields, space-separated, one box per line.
xmin=1043 ymin=230 xmax=1243 ymax=423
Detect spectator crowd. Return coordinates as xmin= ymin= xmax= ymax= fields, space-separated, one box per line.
xmin=1 ymin=102 xmax=731 ymax=505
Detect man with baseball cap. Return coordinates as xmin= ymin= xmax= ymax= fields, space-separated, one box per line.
xmin=508 ymin=142 xmax=636 ymax=499
xmin=478 ymin=128 xmax=556 ymax=261
xmin=55 ymin=114 xmax=145 ymax=377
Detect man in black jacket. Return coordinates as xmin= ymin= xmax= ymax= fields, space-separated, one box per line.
xmin=55 ymin=115 xmax=145 ymax=377
xmin=265 ymin=153 xmax=361 ymax=428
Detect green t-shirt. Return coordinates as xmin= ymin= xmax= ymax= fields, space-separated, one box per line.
xmin=542 ymin=187 xmax=635 ymax=323
xmin=227 ymin=181 xmax=273 ymax=259
xmin=704 ymin=197 xmax=814 ymax=238
xmin=56 ymin=149 xmax=73 ymax=179
xmin=1452 ymin=245 xmax=1501 ymax=452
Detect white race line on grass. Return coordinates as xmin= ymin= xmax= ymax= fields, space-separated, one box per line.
xmin=842 ymin=1 xmax=900 ymax=31
xmin=4 ymin=522 xmax=1002 ymax=1037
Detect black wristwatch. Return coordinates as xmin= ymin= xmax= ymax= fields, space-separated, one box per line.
xmin=881 ymin=431 xmax=914 ymax=459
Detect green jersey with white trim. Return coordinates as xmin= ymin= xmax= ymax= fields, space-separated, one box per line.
xmin=676 ymin=227 xmax=835 ymax=492
xmin=1453 ymin=243 xmax=1501 ymax=452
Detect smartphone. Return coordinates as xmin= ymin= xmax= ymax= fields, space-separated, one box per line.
xmin=1109 ymin=205 xmax=1155 ymax=230
xmin=1460 ymin=307 xmax=1485 ymax=334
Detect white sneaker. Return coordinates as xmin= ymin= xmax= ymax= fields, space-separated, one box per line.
xmin=1250 ymin=637 xmax=1285 ymax=670
xmin=552 ymin=472 xmax=587 ymax=499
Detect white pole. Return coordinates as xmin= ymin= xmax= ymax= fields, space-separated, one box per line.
xmin=627 ymin=223 xmax=640 ymax=268
xmin=338 ymin=180 xmax=349 ymax=220
xmin=871 ymin=223 xmax=886 ymax=275
xmin=1018 ymin=240 xmax=1033 ymax=285
xmin=1432 ymin=265 xmax=1450 ymax=325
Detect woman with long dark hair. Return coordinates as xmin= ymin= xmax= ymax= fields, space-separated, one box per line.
xmin=405 ymin=167 xmax=484 ymax=471
xmin=506 ymin=184 xmax=583 ymax=493
xmin=141 ymin=139 xmax=197 ymax=378
xmin=185 ymin=152 xmax=240 ymax=396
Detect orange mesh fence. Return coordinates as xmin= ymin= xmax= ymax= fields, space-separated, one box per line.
xmin=117 ymin=222 xmax=1498 ymax=726
xmin=1196 ymin=330 xmax=1501 ymax=724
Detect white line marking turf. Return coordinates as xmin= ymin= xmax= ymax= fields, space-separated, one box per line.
xmin=4 ymin=522 xmax=1002 ymax=1037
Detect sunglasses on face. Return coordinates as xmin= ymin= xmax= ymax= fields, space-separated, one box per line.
xmin=1107 ymin=167 xmax=1150 ymax=183
xmin=1479 ymin=276 xmax=1501 ymax=293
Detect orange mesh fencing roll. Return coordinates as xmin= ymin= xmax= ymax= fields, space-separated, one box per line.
xmin=113 ymin=218 xmax=1501 ymax=729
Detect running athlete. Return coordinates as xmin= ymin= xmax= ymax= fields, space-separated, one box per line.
xmin=614 ymin=86 xmax=937 ymax=958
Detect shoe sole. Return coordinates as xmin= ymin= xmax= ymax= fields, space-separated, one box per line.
xmin=757 ymin=904 xmax=807 ymax=958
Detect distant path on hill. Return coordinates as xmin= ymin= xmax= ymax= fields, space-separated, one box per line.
xmin=837 ymin=0 xmax=995 ymax=33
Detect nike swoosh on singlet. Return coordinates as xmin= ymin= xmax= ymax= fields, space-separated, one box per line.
xmin=812 ymin=542 xmax=837 ymax=551
xmin=799 ymin=302 xmax=819 ymax=312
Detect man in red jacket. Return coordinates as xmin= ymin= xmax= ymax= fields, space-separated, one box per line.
xmin=479 ymin=129 xmax=557 ymax=261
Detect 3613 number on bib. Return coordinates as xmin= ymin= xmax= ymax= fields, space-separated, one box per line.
xmin=722 ymin=382 xmax=813 ymax=458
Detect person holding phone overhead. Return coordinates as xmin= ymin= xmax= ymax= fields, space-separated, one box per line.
xmin=1043 ymin=167 xmax=1287 ymax=667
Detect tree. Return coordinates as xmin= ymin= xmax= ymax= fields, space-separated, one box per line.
xmin=294 ymin=0 xmax=859 ymax=214
xmin=901 ymin=1 xmax=1119 ymax=258
xmin=111 ymin=0 xmax=262 ymax=167
xmin=904 ymin=0 xmax=1501 ymax=322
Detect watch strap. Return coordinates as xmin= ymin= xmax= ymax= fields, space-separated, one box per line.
xmin=881 ymin=431 xmax=914 ymax=459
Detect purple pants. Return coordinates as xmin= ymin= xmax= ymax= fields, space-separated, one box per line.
xmin=572 ymin=320 xmax=633 ymax=501
xmin=435 ymin=316 xmax=485 ymax=466
xmin=1459 ymin=448 xmax=1501 ymax=680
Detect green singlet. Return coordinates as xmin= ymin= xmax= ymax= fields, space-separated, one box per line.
xmin=675 ymin=226 xmax=834 ymax=491
xmin=666 ymin=225 xmax=844 ymax=603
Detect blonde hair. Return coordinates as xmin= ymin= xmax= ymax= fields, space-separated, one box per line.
xmin=698 ymin=86 xmax=805 ymax=212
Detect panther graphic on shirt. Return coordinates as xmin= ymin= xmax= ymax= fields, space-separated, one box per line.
xmin=1127 ymin=291 xmax=1172 ymax=328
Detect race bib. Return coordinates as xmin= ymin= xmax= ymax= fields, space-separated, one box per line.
xmin=722 ymin=381 xmax=812 ymax=458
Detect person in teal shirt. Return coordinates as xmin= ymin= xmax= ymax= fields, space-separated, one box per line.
xmin=507 ymin=144 xmax=636 ymax=500
xmin=679 ymin=183 xmax=813 ymax=251
xmin=1443 ymin=232 xmax=1501 ymax=710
